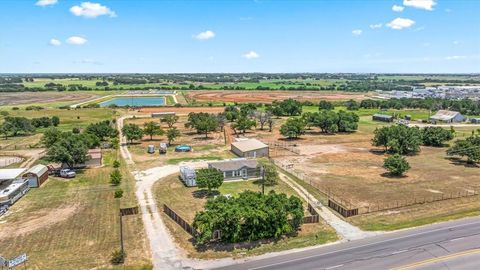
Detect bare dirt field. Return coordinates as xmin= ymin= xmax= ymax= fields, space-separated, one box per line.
xmin=0 ymin=92 xmax=99 ymax=106
xmin=138 ymin=106 xmax=224 ymax=115
xmin=186 ymin=90 xmax=368 ymax=103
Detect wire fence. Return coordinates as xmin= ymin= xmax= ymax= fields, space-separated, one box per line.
xmin=264 ymin=141 xmax=301 ymax=157
xmin=270 ymin=157 xmax=480 ymax=218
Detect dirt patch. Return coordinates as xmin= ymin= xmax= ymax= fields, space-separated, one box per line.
xmin=0 ymin=205 xmax=78 ymax=239
xmin=0 ymin=92 xmax=99 ymax=106
xmin=187 ymin=90 xmax=367 ymax=103
xmin=138 ymin=106 xmax=224 ymax=115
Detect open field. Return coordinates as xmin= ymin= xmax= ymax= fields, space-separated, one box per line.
xmin=0 ymin=150 xmax=151 ymax=269
xmin=124 ymin=115 xmax=234 ymax=170
xmin=153 ymin=174 xmax=338 ymax=259
xmin=186 ymin=90 xmax=369 ymax=104
xmin=0 ymin=91 xmax=114 ymax=107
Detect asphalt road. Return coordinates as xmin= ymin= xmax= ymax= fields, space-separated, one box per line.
xmin=214 ymin=217 xmax=480 ymax=270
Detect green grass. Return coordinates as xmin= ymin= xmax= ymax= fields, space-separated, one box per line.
xmin=166 ymin=155 xmax=223 ymax=165
xmin=352 ymin=207 xmax=480 ymax=231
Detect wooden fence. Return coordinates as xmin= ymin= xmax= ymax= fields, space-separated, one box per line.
xmin=303 ymin=203 xmax=320 ymax=223
xmin=163 ymin=204 xmax=198 ymax=236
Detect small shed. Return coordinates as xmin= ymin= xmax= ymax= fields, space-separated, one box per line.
xmin=179 ymin=166 xmax=196 ymax=186
xmin=23 ymin=164 xmax=49 ymax=188
xmin=84 ymin=149 xmax=102 ymax=167
xmin=231 ymin=139 xmax=269 ymax=158
xmin=151 ymin=112 xmax=176 ymax=118
xmin=430 ymin=110 xmax=465 ymax=123
xmin=372 ymin=114 xmax=393 ymax=122
xmin=208 ymin=159 xmax=260 ymax=180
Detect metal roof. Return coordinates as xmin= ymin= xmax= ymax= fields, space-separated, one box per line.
xmin=209 ymin=159 xmax=258 ymax=172
xmin=231 ymin=139 xmax=268 ymax=152
xmin=25 ymin=164 xmax=48 ymax=176
xmin=0 ymin=168 xmax=27 ymax=181
xmin=430 ymin=110 xmax=461 ymax=121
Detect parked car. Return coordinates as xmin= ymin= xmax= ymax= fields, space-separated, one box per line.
xmin=59 ymin=169 xmax=76 ymax=178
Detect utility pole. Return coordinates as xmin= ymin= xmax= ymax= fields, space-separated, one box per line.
xmin=119 ymin=211 xmax=125 ymax=260
xmin=261 ymin=166 xmax=265 ymax=195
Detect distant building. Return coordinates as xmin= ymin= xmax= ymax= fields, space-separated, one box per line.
xmin=372 ymin=113 xmax=393 ymax=122
xmin=429 ymin=110 xmax=465 ymax=123
xmin=470 ymin=118 xmax=480 ymax=124
xmin=231 ymin=139 xmax=269 ymax=158
xmin=208 ymin=159 xmax=260 ymax=180
xmin=151 ymin=112 xmax=176 ymax=118
xmin=22 ymin=164 xmax=49 ymax=188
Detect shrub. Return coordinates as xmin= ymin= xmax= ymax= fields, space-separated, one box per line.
xmin=383 ymin=154 xmax=410 ymax=176
xmin=110 ymin=249 xmax=125 ymax=265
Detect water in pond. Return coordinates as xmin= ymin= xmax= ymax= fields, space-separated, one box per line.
xmin=99 ymin=96 xmax=165 ymax=107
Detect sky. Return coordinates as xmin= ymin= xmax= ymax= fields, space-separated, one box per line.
xmin=0 ymin=0 xmax=479 ymax=73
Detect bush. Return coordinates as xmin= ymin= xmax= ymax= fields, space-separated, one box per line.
xmin=383 ymin=154 xmax=410 ymax=176
xmin=114 ymin=189 xmax=124 ymax=198
xmin=110 ymin=169 xmax=122 ymax=186
xmin=113 ymin=160 xmax=121 ymax=168
xmin=110 ymin=249 xmax=125 ymax=265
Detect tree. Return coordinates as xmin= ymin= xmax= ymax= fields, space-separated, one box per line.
xmin=345 ymin=99 xmax=360 ymax=110
xmin=164 ymin=115 xmax=179 ymax=128
xmin=267 ymin=118 xmax=274 ymax=132
xmin=166 ymin=127 xmax=181 ymax=145
xmin=422 ymin=127 xmax=454 ymax=147
xmin=383 ymin=154 xmax=410 ymax=176
xmin=85 ymin=121 xmax=118 ymax=141
xmin=196 ymin=168 xmax=224 ymax=193
xmin=271 ymin=99 xmax=303 ymax=116
xmin=110 ymin=169 xmax=122 ymax=186
xmin=260 ymin=161 xmax=278 ymax=186
xmin=254 ymin=111 xmax=272 ymax=130
xmin=193 ymin=191 xmax=304 ymax=245
xmin=122 ymin=123 xmax=143 ymax=143
xmin=52 ymin=116 xmax=60 ymax=127
xmin=45 ymin=134 xmax=89 ymax=168
xmin=319 ymin=100 xmax=334 ymax=110
xmin=231 ymin=116 xmax=256 ymax=134
xmin=315 ymin=110 xmax=339 ymax=134
xmin=0 ymin=116 xmax=34 ymax=137
xmin=372 ymin=125 xmax=422 ymax=155
xmin=447 ymin=135 xmax=480 ymax=164
xmin=143 ymin=121 xmax=164 ymax=140
xmin=280 ymin=117 xmax=306 ymax=139
xmin=337 ymin=110 xmax=359 ymax=132
xmin=185 ymin=112 xmax=218 ymax=138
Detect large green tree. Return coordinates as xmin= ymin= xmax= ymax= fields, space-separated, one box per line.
xmin=46 ymin=134 xmax=89 ymax=168
xmin=232 ymin=116 xmax=256 ymax=134
xmin=185 ymin=112 xmax=219 ymax=138
xmin=193 ymin=191 xmax=304 ymax=245
xmin=372 ymin=125 xmax=422 ymax=155
xmin=166 ymin=127 xmax=181 ymax=145
xmin=280 ymin=117 xmax=306 ymax=139
xmin=447 ymin=135 xmax=480 ymax=164
xmin=143 ymin=121 xmax=164 ymax=140
xmin=196 ymin=168 xmax=224 ymax=193
xmin=422 ymin=127 xmax=454 ymax=147
xmin=122 ymin=123 xmax=144 ymax=143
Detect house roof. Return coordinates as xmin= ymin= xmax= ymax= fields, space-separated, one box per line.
xmin=231 ymin=139 xmax=268 ymax=152
xmin=25 ymin=164 xmax=48 ymax=176
xmin=373 ymin=114 xmax=393 ymax=119
xmin=430 ymin=110 xmax=462 ymax=121
xmin=88 ymin=149 xmax=102 ymax=159
xmin=209 ymin=159 xmax=258 ymax=172
xmin=0 ymin=168 xmax=27 ymax=181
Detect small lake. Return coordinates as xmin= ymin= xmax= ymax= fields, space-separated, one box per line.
xmin=99 ymin=96 xmax=166 ymax=107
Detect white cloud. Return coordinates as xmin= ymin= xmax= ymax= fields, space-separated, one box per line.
xmin=403 ymin=0 xmax=436 ymax=11
xmin=194 ymin=30 xmax=216 ymax=40
xmin=386 ymin=17 xmax=415 ymax=30
xmin=369 ymin=23 xmax=383 ymax=29
xmin=352 ymin=29 xmax=363 ymax=36
xmin=49 ymin=38 xmax=61 ymax=46
xmin=66 ymin=36 xmax=88 ymax=45
xmin=445 ymin=55 xmax=466 ymax=60
xmin=392 ymin=5 xmax=405 ymax=12
xmin=70 ymin=2 xmax=116 ymax=18
xmin=35 ymin=0 xmax=58 ymax=6
xmin=243 ymin=51 xmax=260 ymax=59
xmin=453 ymin=40 xmax=460 ymax=45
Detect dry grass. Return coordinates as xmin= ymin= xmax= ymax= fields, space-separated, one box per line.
xmin=153 ymin=174 xmax=338 ymax=259
xmin=0 ymin=150 xmax=151 ymax=269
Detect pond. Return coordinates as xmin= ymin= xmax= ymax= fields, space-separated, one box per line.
xmin=99 ymin=96 xmax=166 ymax=107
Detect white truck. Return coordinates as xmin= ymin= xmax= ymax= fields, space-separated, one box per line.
xmin=59 ymin=169 xmax=76 ymax=178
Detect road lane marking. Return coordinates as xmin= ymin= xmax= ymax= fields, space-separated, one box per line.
xmin=246 ymin=219 xmax=480 ymax=270
xmin=390 ymin=248 xmax=480 ymax=270
xmin=325 ymin=264 xmax=344 ymax=269
xmin=391 ymin=250 xmax=408 ymax=255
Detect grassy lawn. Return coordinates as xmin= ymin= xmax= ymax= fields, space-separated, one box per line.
xmin=0 ymin=150 xmax=151 ymax=269
xmin=153 ymin=174 xmax=338 ymax=259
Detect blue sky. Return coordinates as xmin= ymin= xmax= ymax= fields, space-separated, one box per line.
xmin=0 ymin=0 xmax=479 ymax=73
